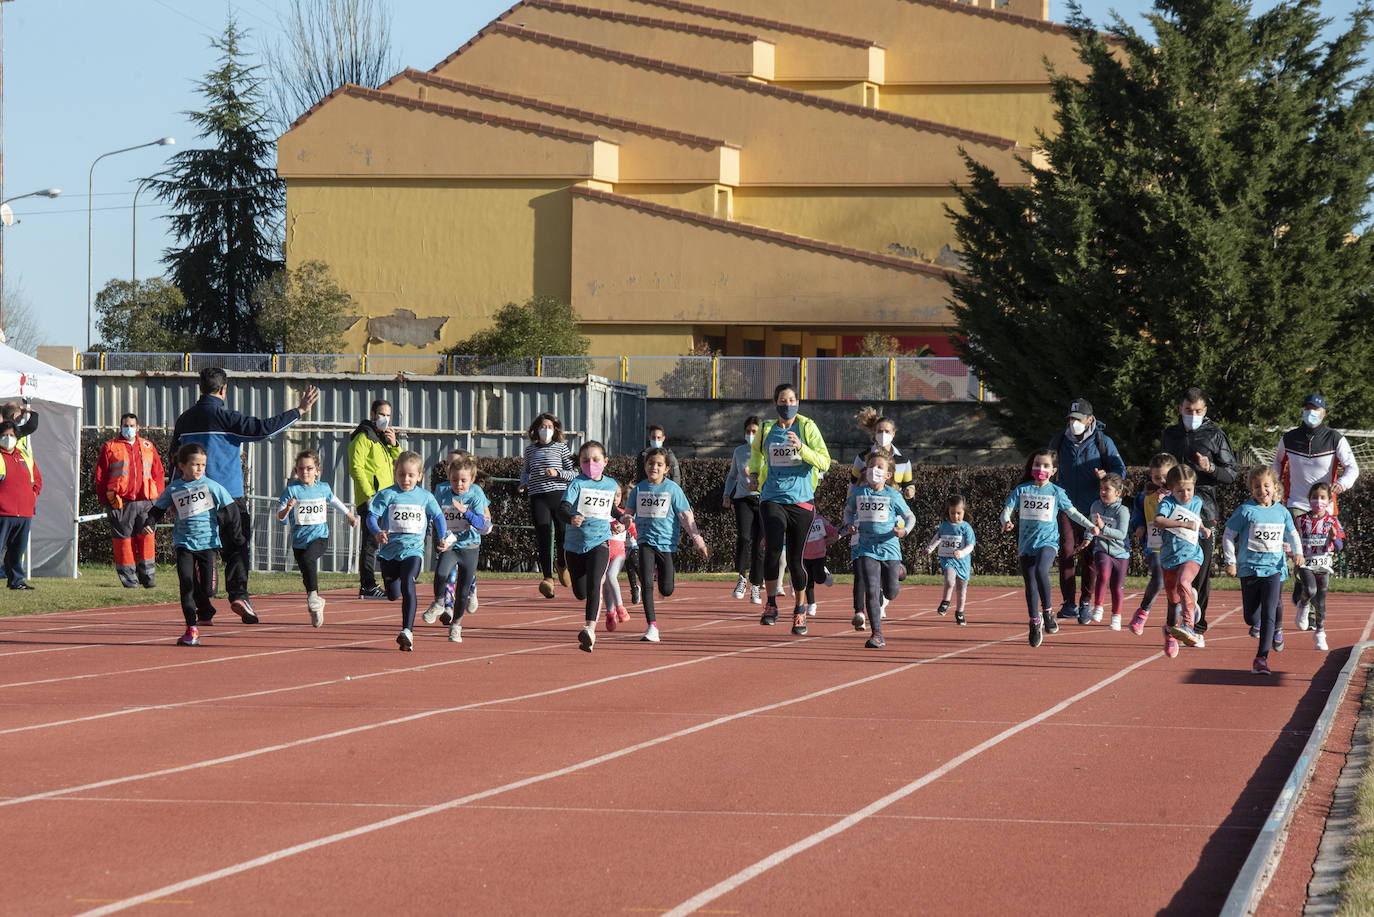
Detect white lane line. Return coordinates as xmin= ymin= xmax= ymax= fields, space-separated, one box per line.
xmin=72 ymin=631 xmax=1021 ymax=916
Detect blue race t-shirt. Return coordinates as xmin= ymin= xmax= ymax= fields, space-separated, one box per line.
xmin=936 ymin=519 xmax=976 ymax=581
xmin=1156 ymin=494 xmax=1206 ymax=569
xmin=368 ymin=485 xmax=445 ymax=562
xmin=278 ymin=480 xmax=340 ymax=549
xmin=561 ymin=474 xmax=619 ymax=555
xmin=1004 ymin=481 xmax=1076 ymax=555
xmin=759 ymin=421 xmax=815 ymax=505
xmin=629 ymin=479 xmax=691 ymax=551
xmin=1225 ymin=499 xmax=1296 ymax=579
xmin=846 ymin=485 xmax=910 ymax=561
xmin=435 ymin=481 xmax=490 ymax=551
xmin=153 ymin=476 xmax=235 ymax=551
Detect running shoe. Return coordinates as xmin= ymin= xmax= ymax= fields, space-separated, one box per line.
xmin=558 ymin=565 xmax=572 ymax=588
xmin=307 ymin=592 xmax=326 ymax=628
xmin=936 ymin=600 xmax=950 ymax=616
xmin=1091 ymin=606 xmax=1104 ymax=624
xmin=396 ymin=628 xmax=414 ymax=652
xmin=230 ymin=598 xmax=259 ymax=624
xmin=898 ymin=564 xmax=907 ymax=582
xmin=358 ymin=585 xmax=386 ymax=600
xmin=630 ymin=582 xmax=642 ymax=605
xmin=865 ymin=636 xmax=885 ymax=649
xmin=466 ymin=592 xmax=479 ymax=615
xmin=1249 ymin=624 xmax=1261 ymax=638
xmin=1272 ymin=628 xmax=1285 ymax=652
xmin=615 ymin=605 xmax=629 ymax=623
xmin=1170 ymin=623 xmax=1200 ymax=647
xmin=1109 ymin=613 xmax=1122 ymax=632
xmin=1295 ymin=601 xmax=1311 ymax=631
xmin=749 ymin=585 xmax=762 ymax=604
xmin=807 ymin=603 xmax=818 ymax=617
xmin=641 ymin=624 xmax=660 ymax=643
xmin=852 ymin=612 xmax=867 ymax=631
xmin=1164 ymin=634 xmax=1179 ymax=658
xmin=880 ymin=597 xmax=888 ymax=618
xmin=439 ymin=609 xmax=454 ymax=626
xmin=1128 ymin=609 xmax=1148 ymax=636
xmin=448 ymin=624 xmax=462 ymax=643
xmin=955 ymin=609 xmax=966 ymax=626
xmin=606 ymin=607 xmax=618 ymax=631
xmin=733 ymin=575 xmax=748 ymax=599
xmin=1043 ymin=611 xmax=1059 ymax=635
xmin=578 ymin=624 xmax=595 ymax=653
xmin=775 ymin=583 xmax=787 ymax=597
xmin=1029 ymin=619 xmax=1043 ymax=648
xmin=760 ymin=607 xmax=779 ymax=626
xmin=539 ymin=578 xmax=556 ymax=599
xmin=176 ymin=626 xmax=200 ymax=647
xmin=1252 ymin=656 xmax=1272 ymax=675
xmin=791 ymin=610 xmax=808 ymax=636
xmin=1078 ymin=604 xmax=1092 ymax=626
xmin=823 ymin=567 xmax=835 ymax=587
xmin=1057 ymin=602 xmax=1078 ymax=619
xmin=1193 ymin=633 xmax=1206 ymax=648
xmin=422 ymin=600 xmax=445 ymax=625
xmin=1315 ymin=630 xmax=1329 ymax=651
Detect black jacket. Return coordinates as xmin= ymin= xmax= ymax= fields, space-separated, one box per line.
xmin=1159 ymin=419 xmax=1238 ymax=522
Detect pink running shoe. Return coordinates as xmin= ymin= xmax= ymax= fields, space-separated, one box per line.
xmin=1128 ymin=609 xmax=1148 ymax=636
xmin=605 ymin=609 xmax=617 ymax=632
xmin=615 ymin=605 xmax=629 ymax=623
xmin=1164 ymin=634 xmax=1179 ymax=658
xmin=1252 ymin=656 xmax=1271 ymax=675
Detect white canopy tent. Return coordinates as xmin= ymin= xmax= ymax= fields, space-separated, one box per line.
xmin=0 ymin=343 xmax=81 ymax=578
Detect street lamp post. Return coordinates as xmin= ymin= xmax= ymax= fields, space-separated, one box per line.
xmin=0 ymin=187 xmax=60 ymax=337
xmin=87 ymin=137 xmax=174 ymax=349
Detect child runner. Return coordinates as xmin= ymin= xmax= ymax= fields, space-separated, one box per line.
xmin=1293 ymin=482 xmax=1345 ymax=650
xmin=1087 ymin=473 xmax=1131 ymax=629
xmin=1128 ymin=453 xmax=1178 ymax=636
xmin=367 ymin=451 xmax=449 ymax=652
xmin=629 ymin=447 xmax=709 ymax=643
xmin=843 ymin=451 xmax=916 ymax=648
xmin=1154 ymin=464 xmax=1210 ymax=657
xmin=144 ymin=443 xmax=236 ymax=646
xmin=801 ymin=511 xmax=839 ymax=617
xmin=519 ymin=413 xmax=575 ymax=599
xmin=422 ymin=452 xmax=490 ymax=642
xmin=561 ymin=441 xmax=619 ymax=652
xmin=445 ymin=448 xmax=488 ymax=616
xmin=1223 ymin=467 xmax=1303 ymax=674
xmin=602 ymin=481 xmax=635 ymax=632
xmin=1002 ymin=450 xmax=1098 ymax=648
xmin=926 ymin=494 xmax=975 ymax=626
xmin=277 ymin=449 xmax=357 ymax=626
xmin=848 ymin=408 xmax=914 ymax=624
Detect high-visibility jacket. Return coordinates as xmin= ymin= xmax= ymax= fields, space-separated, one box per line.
xmin=96 ymin=436 xmax=166 ymax=504
xmin=0 ymin=449 xmax=42 ymax=516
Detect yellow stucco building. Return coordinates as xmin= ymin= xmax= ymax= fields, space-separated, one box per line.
xmin=278 ymin=0 xmax=1088 ymax=359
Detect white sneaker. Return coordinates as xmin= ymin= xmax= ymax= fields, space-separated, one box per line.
xmin=306 ymin=591 xmax=325 ymax=627
xmin=775 ymin=584 xmax=787 ymax=597
xmin=396 ymin=628 xmax=414 ymax=652
xmin=1315 ymin=630 xmax=1328 ymax=651
xmin=733 ymin=576 xmax=748 ymax=599
xmin=1091 ymin=605 xmax=1104 ymax=623
xmin=851 ymin=612 xmax=867 ymax=631
xmin=448 ymin=624 xmax=462 ymax=643
xmin=466 ymin=592 xmax=479 ymax=614
xmin=1296 ymin=601 xmax=1311 ymax=631
xmin=807 ymin=603 xmax=818 ymax=616
xmin=641 ymin=624 xmax=660 ymax=643
xmin=578 ymin=624 xmax=596 ymax=653
xmin=880 ymin=596 xmax=888 ymax=619
xmin=749 ymin=585 xmax=762 ymax=604
xmin=422 ymin=600 xmax=445 ymax=625
xmin=822 ymin=567 xmax=834 ymax=587
xmin=1109 ymin=613 xmax=1122 ymax=631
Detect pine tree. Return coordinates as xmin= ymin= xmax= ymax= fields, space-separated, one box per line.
xmin=947 ymin=0 xmax=1374 ymax=459
xmin=154 ymin=17 xmax=284 ymax=353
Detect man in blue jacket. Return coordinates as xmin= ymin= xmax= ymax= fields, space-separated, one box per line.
xmin=170 ymin=367 xmax=319 ymax=623
xmin=1050 ymin=398 xmax=1127 ymax=622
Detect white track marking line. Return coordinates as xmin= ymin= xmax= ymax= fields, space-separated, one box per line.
xmin=72 ymin=631 xmax=1022 ymax=916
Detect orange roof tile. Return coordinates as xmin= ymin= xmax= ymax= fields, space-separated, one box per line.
xmin=905 ymin=0 xmax=1120 ymax=41
xmin=599 ymin=0 xmax=882 ymax=49
xmin=572 ymin=185 xmax=962 ymax=278
xmin=516 ymin=0 xmax=760 ymax=45
xmin=433 ymin=23 xmax=1018 ymax=149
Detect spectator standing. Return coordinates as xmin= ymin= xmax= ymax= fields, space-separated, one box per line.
xmin=519 ymin=412 xmax=576 ymax=598
xmin=722 ymin=415 xmax=765 ymax=603
xmin=95 ymin=413 xmax=166 ymax=588
xmin=633 ymin=424 xmax=682 ymax=485
xmin=348 ymin=399 xmax=401 ymax=598
xmin=0 ymin=400 xmax=38 ymax=469
xmin=1274 ymin=393 xmax=1359 ymax=515
xmin=1049 ymin=398 xmax=1126 ymax=621
xmin=0 ymin=420 xmax=42 ymax=589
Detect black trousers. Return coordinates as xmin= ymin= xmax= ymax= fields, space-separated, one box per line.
xmin=762 ymin=501 xmax=814 ymax=602
xmin=221 ymin=497 xmax=252 ymax=603
xmin=175 ymin=547 xmax=218 ymax=627
xmin=635 ymin=544 xmax=677 ymax=624
xmin=293 ymin=538 xmax=327 ymax=593
xmin=357 ymin=501 xmax=380 ymax=590
xmin=566 ymin=542 xmax=610 ymax=623
xmin=529 ymin=491 xmax=568 ymax=579
xmin=732 ymin=496 xmax=766 ymax=585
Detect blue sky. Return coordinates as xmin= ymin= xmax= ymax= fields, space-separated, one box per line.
xmin=0 ymin=0 xmax=1364 ymax=352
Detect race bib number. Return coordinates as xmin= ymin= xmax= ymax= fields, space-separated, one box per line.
xmin=1019 ymin=492 xmax=1054 ymax=523
xmin=1146 ymin=524 xmax=1162 ymax=551
xmin=443 ymin=501 xmax=470 ymax=533
xmin=1247 ymin=522 xmax=1284 ymax=554
xmin=1303 ymin=533 xmax=1330 ymax=552
xmin=293 ymin=499 xmax=327 ymax=527
xmin=1307 ymin=553 xmax=1335 ymax=573
xmin=1171 ymin=506 xmax=1200 ymax=545
xmin=857 ymin=497 xmax=890 ymax=524
xmin=577 ymin=488 xmax=614 ymax=520
xmin=636 ymin=492 xmax=671 ymax=519
xmin=387 ymin=503 xmax=426 ymax=535
xmin=807 ymin=518 xmax=827 ymax=543
xmin=768 ymin=442 xmax=801 ymax=467
xmin=938 ymin=535 xmax=963 ymax=558
xmin=173 ymin=484 xmax=214 ymax=520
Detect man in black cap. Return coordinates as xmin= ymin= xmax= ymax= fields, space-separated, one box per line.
xmin=1274 ymin=393 xmax=1359 ymax=516
xmin=1050 ymin=397 xmax=1126 ymax=622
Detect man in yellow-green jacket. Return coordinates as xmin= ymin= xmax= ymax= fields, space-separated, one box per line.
xmin=348 ymin=398 xmax=401 ymax=598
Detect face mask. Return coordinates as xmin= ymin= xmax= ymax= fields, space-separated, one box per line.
xmin=745 ymin=433 xmax=755 ymax=445
xmin=866 ymin=468 xmax=887 ymax=487
xmin=1030 ymin=468 xmax=1050 ymax=484
xmin=1182 ymin=413 xmax=1204 ymax=432
xmin=1304 ymin=410 xmax=1323 ymax=427
xmin=581 ymin=460 xmax=604 ymax=478
xmin=538 ymin=427 xmax=553 ymax=443
xmin=121 ymin=426 xmax=138 ymax=440
xmin=1069 ymin=419 xmax=1086 ymax=437
xmin=373 ymin=415 xmax=390 ymax=431
xmin=776 ymin=402 xmax=798 ymax=421
xmin=875 ymin=432 xmax=893 ymax=448
xmin=649 ymin=438 xmax=664 ymax=449
xmin=0 ymin=436 xmax=15 ymax=451
xmin=1310 ymin=498 xmax=1329 ymax=513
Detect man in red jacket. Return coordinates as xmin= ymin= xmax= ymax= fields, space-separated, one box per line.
xmin=0 ymin=420 xmax=42 ymax=589
xmin=95 ymin=413 xmax=166 ymax=587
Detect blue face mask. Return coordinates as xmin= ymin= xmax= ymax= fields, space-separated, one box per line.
xmin=1182 ymin=414 xmax=1204 ymax=432
xmin=121 ymin=425 xmax=137 ymax=440
xmin=1304 ymin=410 xmax=1323 ymax=427
xmin=776 ymin=402 xmax=798 ymax=421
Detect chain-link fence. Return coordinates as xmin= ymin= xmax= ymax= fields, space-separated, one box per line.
xmin=276 ymin=354 xmax=366 ymax=374
xmin=542 ymin=355 xmax=613 ymax=379
xmin=717 ymin=356 xmax=799 ymax=399
xmin=188 ymin=353 xmax=273 ymax=373
xmin=806 ymin=357 xmax=889 ymax=400
xmin=631 ymin=355 xmax=712 ymax=398
xmin=894 ymin=357 xmax=972 ymax=402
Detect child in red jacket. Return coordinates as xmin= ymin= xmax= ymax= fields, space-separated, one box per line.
xmin=0 ymin=420 xmax=43 ymax=589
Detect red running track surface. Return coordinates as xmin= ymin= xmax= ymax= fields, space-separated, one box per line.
xmin=1 ymin=581 xmax=1369 ymax=915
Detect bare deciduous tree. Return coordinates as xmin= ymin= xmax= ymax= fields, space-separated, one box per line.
xmin=0 ymin=279 xmax=42 ymax=354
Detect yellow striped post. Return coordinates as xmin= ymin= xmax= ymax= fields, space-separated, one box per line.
xmin=620 ymin=355 xmax=629 ymax=383
xmin=888 ymin=358 xmax=897 ymax=400
xmin=799 ymin=357 xmax=808 ymax=399
xmin=710 ymin=356 xmax=719 ymax=398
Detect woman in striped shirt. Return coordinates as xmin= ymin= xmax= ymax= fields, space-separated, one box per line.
xmin=519 ymin=413 xmax=576 ymax=597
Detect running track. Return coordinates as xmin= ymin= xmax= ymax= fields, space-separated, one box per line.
xmin=1 ymin=582 xmax=1369 ymax=915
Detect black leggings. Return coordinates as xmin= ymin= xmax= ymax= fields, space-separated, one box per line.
xmin=856 ymin=557 xmax=902 ymax=638
xmin=529 ymin=491 xmax=567 ymax=579
xmin=1242 ymin=573 xmax=1284 ymax=657
xmin=1019 ymin=547 xmax=1056 ymax=619
xmin=434 ymin=547 xmax=480 ymax=621
xmin=175 ymin=547 xmax=218 ymax=627
xmin=762 ymin=501 xmax=814 ymax=603
xmin=803 ymin=556 xmax=828 ymax=604
xmin=1294 ymin=567 xmax=1331 ymax=631
xmin=293 ymin=538 xmax=327 ymax=593
xmin=733 ymin=496 xmax=766 ymax=585
xmin=636 ymin=545 xmax=677 ymax=624
xmin=381 ymin=555 xmax=424 ymax=631
xmin=566 ymin=542 xmax=610 ymax=623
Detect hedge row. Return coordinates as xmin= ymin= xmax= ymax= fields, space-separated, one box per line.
xmin=76 ymin=431 xmax=1372 ymax=578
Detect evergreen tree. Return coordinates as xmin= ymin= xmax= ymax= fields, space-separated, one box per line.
xmin=947 ymin=0 xmax=1374 ymax=458
xmin=154 ymin=17 xmax=284 ymax=353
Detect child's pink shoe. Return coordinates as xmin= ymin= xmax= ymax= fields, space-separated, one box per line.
xmin=615 ymin=605 xmax=629 ymax=623
xmin=1128 ymin=609 xmax=1148 ymax=636
xmin=605 ymin=609 xmax=618 ymax=632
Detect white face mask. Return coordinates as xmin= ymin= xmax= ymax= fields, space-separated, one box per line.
xmin=1303 ymin=410 xmax=1323 ymax=427
xmin=538 ymin=427 xmax=553 ymax=443
xmin=373 ymin=415 xmax=390 ymax=431
xmin=745 ymin=433 xmax=755 ymax=445
xmin=1069 ymin=419 xmax=1087 ymax=437
xmin=875 ymin=431 xmax=893 ymax=448
xmin=1182 ymin=413 xmax=1204 ymax=432
xmin=866 ymin=467 xmax=887 ymax=487
xmin=1310 ymin=498 xmax=1329 ymax=513
xmin=0 ymin=436 xmax=15 ymax=451
xmin=649 ymin=438 xmax=664 ymax=449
